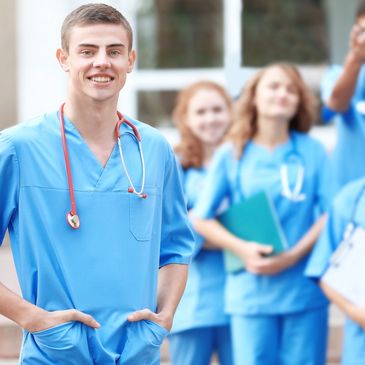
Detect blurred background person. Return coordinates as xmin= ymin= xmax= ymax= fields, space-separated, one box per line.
xmin=193 ymin=63 xmax=331 ymax=365
xmin=168 ymin=81 xmax=233 ymax=365
xmin=321 ymin=0 xmax=365 ymax=193
xmin=306 ymin=176 xmax=365 ymax=365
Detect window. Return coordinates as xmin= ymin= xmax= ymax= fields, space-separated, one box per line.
xmin=242 ymin=0 xmax=328 ymax=66
xmin=137 ymin=0 xmax=223 ymax=69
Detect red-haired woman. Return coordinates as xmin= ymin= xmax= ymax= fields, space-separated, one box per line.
xmin=169 ymin=81 xmax=233 ymax=365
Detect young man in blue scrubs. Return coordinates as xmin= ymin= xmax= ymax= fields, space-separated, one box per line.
xmin=322 ymin=1 xmax=365 ymax=192
xmin=0 ymin=4 xmax=194 ymax=364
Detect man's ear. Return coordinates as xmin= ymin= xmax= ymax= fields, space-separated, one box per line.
xmin=56 ymin=48 xmax=70 ymax=72
xmin=127 ymin=50 xmax=136 ymax=74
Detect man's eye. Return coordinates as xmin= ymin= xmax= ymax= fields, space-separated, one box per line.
xmin=109 ymin=50 xmax=121 ymax=56
xmin=80 ymin=50 xmax=92 ymax=56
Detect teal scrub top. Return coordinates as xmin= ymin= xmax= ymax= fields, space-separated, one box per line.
xmin=322 ymin=65 xmax=365 ymax=193
xmin=306 ymin=178 xmax=365 ymax=365
xmin=193 ymin=132 xmax=330 ymax=315
xmin=0 ymin=111 xmax=194 ymax=363
xmin=171 ymin=167 xmax=229 ymax=334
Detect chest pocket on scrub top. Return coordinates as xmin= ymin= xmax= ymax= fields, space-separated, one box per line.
xmin=129 ymin=188 xmax=157 ymax=241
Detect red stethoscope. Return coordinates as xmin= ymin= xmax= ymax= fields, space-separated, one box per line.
xmin=59 ymin=103 xmax=147 ymax=230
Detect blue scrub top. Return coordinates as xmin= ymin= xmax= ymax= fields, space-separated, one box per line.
xmin=171 ymin=167 xmax=229 ymax=334
xmin=306 ymin=178 xmax=365 ymax=365
xmin=322 ymin=65 xmax=365 ymax=192
xmin=193 ymin=131 xmax=330 ymax=315
xmin=0 ymin=111 xmax=194 ymax=362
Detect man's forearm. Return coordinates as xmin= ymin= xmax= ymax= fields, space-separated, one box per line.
xmin=0 ymin=281 xmax=44 ymax=330
xmin=156 ymin=263 xmax=188 ymax=330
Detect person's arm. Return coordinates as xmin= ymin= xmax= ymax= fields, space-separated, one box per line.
xmin=127 ymin=264 xmax=187 ymax=330
xmin=0 ymin=282 xmax=100 ymax=332
xmin=127 ymin=144 xmax=194 ymax=330
xmin=240 ymin=213 xmax=327 ymax=275
xmin=320 ymin=281 xmax=365 ymax=329
xmin=193 ymin=217 xmax=273 ymax=272
xmin=0 ymin=134 xmax=100 ymax=333
xmin=327 ymin=25 xmax=365 ymax=112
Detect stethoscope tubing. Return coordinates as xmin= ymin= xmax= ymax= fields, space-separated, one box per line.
xmin=235 ymin=133 xmax=306 ymax=202
xmin=59 ymin=103 xmax=146 ymax=230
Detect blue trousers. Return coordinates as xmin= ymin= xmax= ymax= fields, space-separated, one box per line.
xmin=230 ymin=307 xmax=328 ymax=365
xmin=169 ymin=325 xmax=233 ymax=365
xmin=341 ymin=318 xmax=365 ymax=365
xmin=20 ymin=320 xmax=168 ymax=364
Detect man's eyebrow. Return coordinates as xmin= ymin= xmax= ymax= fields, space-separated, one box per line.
xmin=76 ymin=43 xmax=126 ymax=48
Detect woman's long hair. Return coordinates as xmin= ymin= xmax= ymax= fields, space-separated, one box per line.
xmin=227 ymin=63 xmax=317 ymax=157
xmin=173 ymin=81 xmax=232 ymax=169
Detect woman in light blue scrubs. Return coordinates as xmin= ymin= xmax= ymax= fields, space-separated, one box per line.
xmin=193 ymin=63 xmax=331 ymax=365
xmin=306 ymin=178 xmax=365 ymax=365
xmin=168 ymin=81 xmax=234 ymax=365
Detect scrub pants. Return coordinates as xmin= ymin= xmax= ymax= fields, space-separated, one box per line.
xmin=230 ymin=307 xmax=328 ymax=365
xmin=169 ymin=325 xmax=233 ymax=365
xmin=20 ymin=320 xmax=168 ymax=364
xmin=341 ymin=319 xmax=365 ymax=365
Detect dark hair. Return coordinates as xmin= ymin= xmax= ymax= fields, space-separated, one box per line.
xmin=356 ymin=0 xmax=365 ymax=18
xmin=61 ymin=3 xmax=133 ymax=52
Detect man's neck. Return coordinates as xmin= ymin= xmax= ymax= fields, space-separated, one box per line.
xmin=63 ymin=96 xmax=121 ymax=167
xmin=63 ymin=96 xmax=120 ymax=144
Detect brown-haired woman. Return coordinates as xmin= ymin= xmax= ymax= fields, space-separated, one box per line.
xmin=168 ymin=81 xmax=233 ymax=365
xmin=192 ymin=64 xmax=331 ymax=365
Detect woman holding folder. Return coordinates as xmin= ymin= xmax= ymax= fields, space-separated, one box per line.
xmin=192 ymin=63 xmax=331 ymax=365
xmin=168 ymin=81 xmax=234 ymax=365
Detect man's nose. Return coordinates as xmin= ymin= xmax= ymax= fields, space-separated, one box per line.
xmin=93 ymin=52 xmax=111 ymax=68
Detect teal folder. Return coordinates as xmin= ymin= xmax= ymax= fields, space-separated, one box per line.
xmin=218 ymin=191 xmax=287 ymax=273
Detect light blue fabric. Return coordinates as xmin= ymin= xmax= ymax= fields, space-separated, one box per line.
xmin=306 ymin=177 xmax=365 ymax=365
xmin=169 ymin=326 xmax=233 ymax=365
xmin=171 ymin=168 xmax=229 ymax=333
xmin=230 ymin=307 xmax=328 ymax=365
xmin=321 ymin=65 xmax=365 ymax=192
xmin=0 ymin=111 xmax=194 ymax=364
xmin=194 ymin=131 xmax=330 ymax=315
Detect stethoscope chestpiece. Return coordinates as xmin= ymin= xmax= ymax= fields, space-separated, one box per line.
xmin=67 ymin=212 xmax=80 ymax=229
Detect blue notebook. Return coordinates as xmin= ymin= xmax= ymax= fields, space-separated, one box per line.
xmin=218 ymin=191 xmax=287 ymax=273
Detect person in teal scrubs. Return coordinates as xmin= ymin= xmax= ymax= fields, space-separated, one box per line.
xmin=193 ymin=63 xmax=331 ymax=365
xmin=321 ymin=1 xmax=365 ymax=193
xmin=168 ymin=81 xmax=233 ymax=365
xmin=306 ymin=178 xmax=365 ymax=365
xmin=0 ymin=4 xmax=194 ymax=364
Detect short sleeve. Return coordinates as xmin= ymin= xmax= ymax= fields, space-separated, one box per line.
xmin=0 ymin=133 xmax=20 ymax=244
xmin=159 ymin=147 xmax=194 ymax=268
xmin=192 ymin=145 xmax=232 ymax=220
xmin=305 ymin=190 xmax=349 ymax=279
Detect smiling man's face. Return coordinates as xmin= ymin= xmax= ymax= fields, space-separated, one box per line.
xmin=57 ymin=23 xmax=135 ymax=104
